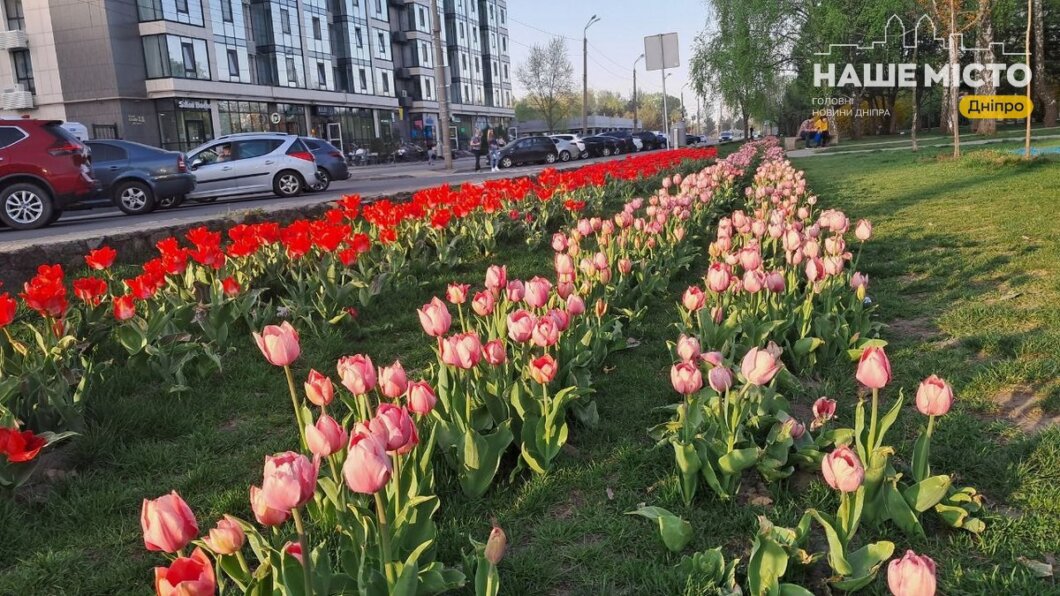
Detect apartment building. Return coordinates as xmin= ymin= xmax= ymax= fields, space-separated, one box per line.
xmin=0 ymin=0 xmax=513 ymax=153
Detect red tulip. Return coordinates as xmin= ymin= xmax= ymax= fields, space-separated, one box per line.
xmin=0 ymin=426 xmax=46 ymax=463
xmin=856 ymin=346 xmax=891 ymax=389
xmin=113 ymin=294 xmax=136 ymax=321
xmin=506 ymin=310 xmax=535 ymax=343
xmin=0 ymin=293 xmax=15 ymax=327
xmin=343 ymin=425 xmax=393 ymax=494
xmin=915 ymin=375 xmax=954 ymax=416
xmin=72 ymin=277 xmax=108 ymax=306
xmin=378 ymin=360 xmax=408 ymax=399
xmin=417 ymin=297 xmax=452 ymax=337
xmin=337 ymin=354 xmax=376 ymax=395
xmin=20 ymin=264 xmax=68 ymax=318
xmin=529 ymin=354 xmax=558 ymax=385
xmin=306 ymin=413 xmax=348 ymax=457
xmin=671 ymin=361 xmax=703 ymax=395
xmin=202 ymin=515 xmax=245 ymax=555
xmin=741 ymin=347 xmax=781 ymax=386
xmin=260 ymin=451 xmax=318 ymax=512
xmin=888 ymin=550 xmax=937 ymax=596
xmin=283 ymin=541 xmax=304 ymax=565
xmin=407 ymin=380 xmax=438 ymax=415
xmin=250 ymin=485 xmax=290 ymax=526
xmin=141 ymin=491 xmax=198 ymax=553
xmin=252 ymin=322 xmax=300 ymax=367
xmin=822 ymin=445 xmax=864 ymax=493
xmin=154 ymin=547 xmax=215 ymax=596
xmin=369 ymin=403 xmax=419 ymax=454
xmin=84 ymin=246 xmax=117 ymax=270
xmin=221 ymin=276 xmax=241 ymax=297
xmin=304 ymin=369 xmax=335 ymax=407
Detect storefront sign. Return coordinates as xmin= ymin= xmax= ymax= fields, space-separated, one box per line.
xmin=177 ymin=99 xmax=211 ymax=110
xmin=270 ymin=113 xmax=282 ymax=124
xmin=127 ymin=114 xmax=146 ymax=125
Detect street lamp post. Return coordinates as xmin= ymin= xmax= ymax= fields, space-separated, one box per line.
xmin=582 ymin=14 xmax=600 ymax=136
xmin=662 ymin=72 xmax=671 ymax=147
xmin=633 ymin=54 xmax=644 ymax=133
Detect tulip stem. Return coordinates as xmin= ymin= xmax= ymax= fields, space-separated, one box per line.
xmin=235 ymin=549 xmax=251 ymax=575
xmin=392 ymin=455 xmax=403 ymax=515
xmin=291 ymin=507 xmax=315 ymax=596
xmin=374 ymin=492 xmax=397 ymax=586
xmin=284 ymin=366 xmax=307 ymax=449
xmin=867 ymin=388 xmax=879 ymax=452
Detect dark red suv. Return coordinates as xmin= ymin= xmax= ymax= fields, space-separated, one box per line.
xmin=0 ymin=119 xmax=95 ymax=229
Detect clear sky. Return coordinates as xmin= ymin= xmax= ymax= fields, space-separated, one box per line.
xmin=507 ymin=0 xmax=711 ymax=106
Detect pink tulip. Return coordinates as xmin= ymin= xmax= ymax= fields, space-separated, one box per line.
xmin=706 ymin=263 xmax=731 ymax=293
xmin=505 ymin=279 xmax=525 ymax=302
xmin=283 ymin=541 xmax=304 ymax=565
xmin=784 ymin=418 xmax=807 ymax=440
xmin=250 ymin=485 xmax=290 ymax=526
xmin=701 ymin=351 xmax=724 ymax=367
xmin=708 ymin=366 xmax=733 ymax=393
xmin=551 ymin=232 xmax=568 ymax=252
xmin=337 ymin=354 xmax=376 ymax=395
xmin=888 ymin=550 xmax=937 ymax=596
xmin=764 ymin=271 xmax=785 ymax=293
xmin=915 ymin=375 xmax=953 ymax=416
xmin=529 ymin=354 xmax=558 ymax=384
xmin=524 ymin=276 xmax=552 ymax=309
xmin=566 ymin=294 xmax=586 ymax=316
xmin=618 ymin=258 xmax=633 ymax=274
xmin=253 ymin=321 xmax=300 ymax=367
xmin=741 ymin=347 xmax=781 ymax=386
xmin=507 ymin=310 xmax=536 ymax=343
xmin=710 ymin=306 xmax=725 ymax=324
xmin=531 ymin=316 xmax=559 ymax=347
xmin=304 ymin=369 xmax=335 ymax=407
xmin=851 ymin=271 xmax=869 ymax=291
xmin=417 ymin=297 xmax=452 ymax=337
xmin=446 ymin=283 xmax=470 ymax=304
xmin=472 ymin=290 xmax=496 ymax=316
xmin=676 ymin=335 xmax=701 ymax=362
xmin=483 ymin=339 xmax=507 ymax=365
xmin=378 ymin=360 xmax=408 ymax=399
xmin=407 ymin=380 xmax=438 ymax=414
xmin=556 ymin=281 xmax=575 ymax=299
xmin=548 ymin=308 xmax=571 ymax=331
xmin=856 ymin=346 xmax=891 ymax=389
xmin=805 ymin=257 xmax=825 ymax=282
xmin=855 ymin=219 xmax=873 ymax=242
xmin=671 ymin=361 xmax=703 ymax=395
xmin=260 ymin=452 xmax=317 ymax=512
xmin=485 ymin=265 xmax=507 ymax=294
xmin=343 ymin=425 xmax=392 ymax=494
xmin=743 ymin=270 xmax=765 ymax=294
xmin=682 ymin=286 xmax=705 ymax=311
xmin=203 ymin=515 xmax=246 ymax=555
xmin=555 ymin=253 xmax=575 ymax=276
xmin=440 ymin=332 xmax=482 ymax=369
xmin=306 ymin=413 xmax=348 ymax=457
xmin=822 ymin=445 xmax=864 ymax=493
xmin=369 ymin=403 xmax=419 ymax=454
xmin=141 ymin=491 xmax=198 ymax=553
xmin=811 ymin=397 xmax=837 ymax=430
xmin=154 ymin=547 xmax=215 ymax=596
xmin=738 ymin=247 xmax=762 ymax=272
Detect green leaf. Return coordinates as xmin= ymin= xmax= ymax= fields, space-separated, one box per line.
xmin=793 ymin=337 xmax=825 ymax=356
xmin=778 ymin=584 xmax=816 ymax=596
xmin=911 ymin=430 xmax=930 ymax=482
xmin=808 ymin=510 xmax=852 ymax=576
xmin=874 ymin=392 xmax=904 ymax=450
xmin=625 ymin=506 xmax=692 ymax=553
xmin=903 ymin=475 xmax=951 ymax=512
xmin=884 ymin=477 xmax=924 ymax=538
xmin=717 ymin=447 xmax=760 ymax=474
xmin=747 ymin=533 xmax=788 ymax=596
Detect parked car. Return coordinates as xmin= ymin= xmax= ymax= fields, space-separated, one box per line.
xmin=496 ymin=136 xmax=558 ymax=168
xmin=599 ymin=131 xmax=638 ymax=154
xmin=719 ymin=130 xmax=734 ymax=142
xmin=655 ymin=132 xmax=669 ymax=148
xmin=85 ymin=140 xmax=195 ymax=216
xmin=548 ymin=136 xmax=582 ymax=162
xmin=634 ymin=131 xmax=661 ymax=151
xmin=0 ymin=119 xmax=95 ymax=229
xmin=580 ymin=135 xmax=621 ymax=158
xmin=548 ymin=134 xmax=588 ymax=158
xmin=300 ymin=137 xmax=349 ymax=192
xmin=185 ymin=133 xmax=319 ymax=201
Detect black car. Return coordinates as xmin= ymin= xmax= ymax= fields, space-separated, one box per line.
xmin=300 ymin=137 xmax=350 ymax=192
xmin=86 ymin=140 xmax=196 ymax=215
xmin=581 ymin=135 xmax=621 ymax=157
xmin=599 ymin=130 xmax=637 ymax=154
xmin=497 ymin=136 xmax=558 ymax=168
xmin=655 ymin=133 xmax=670 ymax=148
xmin=634 ymin=131 xmax=661 ymax=151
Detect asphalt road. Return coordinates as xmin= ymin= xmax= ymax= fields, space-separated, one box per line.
xmin=0 ymin=153 xmax=633 ymax=252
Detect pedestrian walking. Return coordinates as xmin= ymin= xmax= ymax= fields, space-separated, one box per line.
xmin=427 ymin=140 xmax=436 ymax=166
xmin=470 ymin=132 xmax=482 ymax=171
xmin=488 ymin=130 xmax=499 ymax=172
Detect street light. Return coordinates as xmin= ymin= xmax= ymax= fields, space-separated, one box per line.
xmin=582 ymin=14 xmax=601 ymax=136
xmin=662 ymin=72 xmax=672 ymax=146
xmin=633 ymin=54 xmax=644 ymax=133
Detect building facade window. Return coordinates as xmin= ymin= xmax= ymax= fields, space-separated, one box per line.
xmin=142 ymin=34 xmax=210 ymax=79
xmin=227 ymin=49 xmax=239 ymax=77
xmin=221 ymin=0 xmax=233 ymax=22
xmin=176 ymin=0 xmax=188 ymax=13
xmin=4 ymin=0 xmax=24 ymax=30
xmin=312 ymin=16 xmax=321 ymax=39
xmin=316 ymin=61 xmax=327 ymax=87
xmin=11 ymin=48 xmax=33 ymax=93
xmin=280 ymin=8 xmax=291 ymax=34
xmin=285 ymin=56 xmax=298 ymax=86
xmin=137 ymin=0 xmax=204 ymax=26
xmin=156 ymin=98 xmax=214 ymax=152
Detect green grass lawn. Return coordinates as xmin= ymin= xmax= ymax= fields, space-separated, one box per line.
xmin=816 ymin=124 xmax=1060 ymax=153
xmin=1 ymin=145 xmax=1058 ymax=594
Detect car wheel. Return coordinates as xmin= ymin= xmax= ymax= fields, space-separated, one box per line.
xmin=158 ymin=195 xmax=186 ymax=209
xmin=114 ymin=180 xmax=156 ymax=215
xmin=601 ymin=147 xmax=611 ymax=157
xmin=544 ymin=152 xmax=557 ymax=164
xmin=310 ymin=167 xmax=331 ymax=192
xmin=274 ymin=170 xmax=304 ymax=198
xmin=559 ymin=150 xmax=571 ymax=162
xmin=500 ymin=157 xmax=513 ymax=169
xmin=0 ymin=182 xmax=54 ymax=230
xmin=580 ymin=151 xmax=590 ymax=159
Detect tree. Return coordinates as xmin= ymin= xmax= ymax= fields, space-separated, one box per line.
xmin=918 ymin=0 xmax=982 ymax=157
xmin=1032 ymin=0 xmax=1059 ymax=126
xmin=516 ymin=37 xmax=575 ymax=134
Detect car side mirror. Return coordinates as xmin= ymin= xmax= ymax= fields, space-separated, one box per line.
xmin=190 ymin=158 xmax=203 ymax=170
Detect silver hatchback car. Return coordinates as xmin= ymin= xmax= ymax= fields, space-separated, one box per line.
xmin=185 ymin=133 xmax=320 ymax=200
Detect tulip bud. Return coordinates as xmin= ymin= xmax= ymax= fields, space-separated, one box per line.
xmin=485 ymin=525 xmax=507 ymax=565
xmin=855 ymin=219 xmax=873 ymax=242
xmin=670 ymin=361 xmax=703 ymax=395
xmin=141 ymin=491 xmax=198 ymax=553
xmin=676 ymin=334 xmax=701 ymax=362
xmin=741 ymin=347 xmax=782 ymax=386
xmin=407 ymin=380 xmax=438 ymax=415
xmin=822 ymin=445 xmax=864 ymax=493
xmin=203 ymin=515 xmax=246 ymax=555
xmin=529 ymin=354 xmax=558 ymax=385
xmin=337 ymin=354 xmax=376 ymax=395
xmin=446 ymin=283 xmax=470 ymax=304
xmin=887 ymin=550 xmax=937 ymax=596
xmin=378 ymin=360 xmax=408 ymax=399
xmin=682 ymin=286 xmax=705 ymax=311
xmin=304 ymin=369 xmax=335 ymax=406
xmin=915 ymin=375 xmax=954 ymax=416
xmin=417 ymin=297 xmax=452 ymax=337
xmin=707 ymin=366 xmax=733 ymax=393
xmin=856 ymin=346 xmax=891 ymax=389
xmin=253 ymin=322 xmax=301 ymax=367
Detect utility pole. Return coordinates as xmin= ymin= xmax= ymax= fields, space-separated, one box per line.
xmin=582 ymin=14 xmax=600 ymax=135
xmin=633 ymin=54 xmax=644 ymax=132
xmin=430 ymin=0 xmax=453 ymax=170
xmin=662 ymin=71 xmax=670 ymax=146
xmin=696 ymin=94 xmax=701 ymax=135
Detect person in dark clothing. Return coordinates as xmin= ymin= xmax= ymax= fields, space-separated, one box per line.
xmin=471 ymin=132 xmax=482 ymax=171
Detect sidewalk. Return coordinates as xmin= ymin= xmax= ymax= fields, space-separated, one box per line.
xmin=788 ymin=134 xmax=1060 ymax=158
